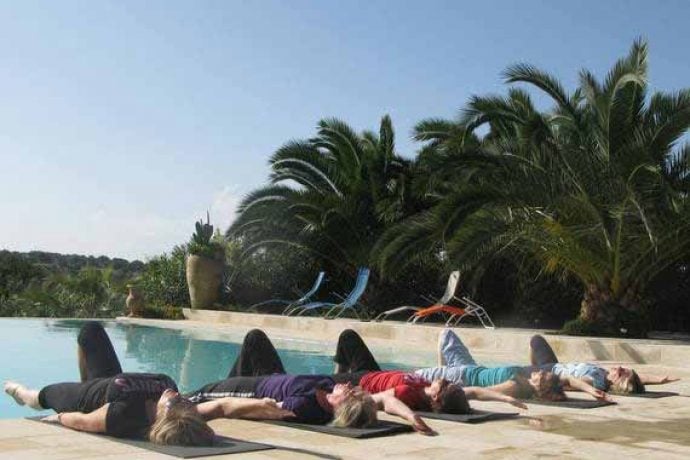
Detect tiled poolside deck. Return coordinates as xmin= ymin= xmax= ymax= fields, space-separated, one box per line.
xmin=2 ymin=312 xmax=690 ymax=459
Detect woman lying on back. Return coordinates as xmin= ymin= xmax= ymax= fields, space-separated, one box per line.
xmin=4 ymin=322 xmax=284 ymax=445
xmin=414 ymin=329 xmax=569 ymax=402
xmin=331 ymin=329 xmax=529 ymax=413
xmin=529 ymin=334 xmax=679 ymax=395
xmin=4 ymin=322 xmax=215 ymax=444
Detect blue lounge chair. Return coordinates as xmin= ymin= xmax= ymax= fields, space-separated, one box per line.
xmin=286 ymin=267 xmax=370 ymax=319
xmin=249 ymin=271 xmax=326 ymax=314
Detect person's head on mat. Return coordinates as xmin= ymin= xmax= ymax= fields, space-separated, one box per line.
xmin=149 ymin=389 xmax=215 ymax=446
xmin=426 ymin=378 xmax=471 ymax=414
xmin=520 ymin=369 xmax=566 ymax=401
xmin=607 ymin=366 xmax=645 ymax=394
xmin=329 ymin=383 xmax=378 ymax=428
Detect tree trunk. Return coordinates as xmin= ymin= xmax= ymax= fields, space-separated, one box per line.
xmin=578 ymin=282 xmax=646 ymax=335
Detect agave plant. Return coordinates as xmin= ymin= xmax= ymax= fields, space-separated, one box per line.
xmin=188 ymin=212 xmax=224 ymax=259
xmin=376 ymin=40 xmax=690 ymax=334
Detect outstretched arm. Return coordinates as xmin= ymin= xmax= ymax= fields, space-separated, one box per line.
xmin=370 ymin=389 xmax=435 ymax=435
xmin=464 ymin=386 xmax=528 ymax=410
xmin=562 ymin=377 xmax=613 ymax=402
xmin=196 ymin=397 xmax=294 ymax=421
xmin=483 ymin=380 xmax=520 ymax=398
xmin=43 ymin=404 xmax=108 ymax=433
xmin=638 ymin=374 xmax=680 ymax=385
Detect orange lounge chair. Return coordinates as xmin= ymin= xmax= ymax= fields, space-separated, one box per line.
xmin=411 ymin=297 xmax=495 ymax=329
xmin=374 ymin=271 xmax=460 ymax=322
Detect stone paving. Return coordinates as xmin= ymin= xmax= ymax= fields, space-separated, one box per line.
xmin=2 ymin=315 xmax=689 ymax=459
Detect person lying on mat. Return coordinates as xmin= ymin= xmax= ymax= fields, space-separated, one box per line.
xmin=187 ymin=329 xmax=434 ymax=434
xmin=4 ymin=322 xmax=280 ymax=446
xmin=332 ymin=329 xmax=529 ymax=413
xmin=529 ymin=334 xmax=679 ymax=395
xmin=414 ymin=329 xmax=573 ymax=402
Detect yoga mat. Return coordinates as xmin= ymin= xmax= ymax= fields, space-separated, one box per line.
xmin=27 ymin=417 xmax=274 ymax=458
xmin=416 ymin=409 xmax=519 ymax=423
xmin=526 ymin=398 xmax=615 ymax=409
xmin=263 ymin=419 xmax=413 ymax=438
xmin=620 ymin=391 xmax=679 ymax=399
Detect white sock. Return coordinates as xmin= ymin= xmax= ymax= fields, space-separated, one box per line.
xmin=4 ymin=381 xmax=42 ymax=410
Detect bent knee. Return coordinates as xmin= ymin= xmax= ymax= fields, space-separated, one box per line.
xmin=245 ymin=329 xmax=271 ymax=342
xmin=529 ymin=334 xmax=548 ymax=348
xmin=78 ymin=321 xmax=107 ymax=346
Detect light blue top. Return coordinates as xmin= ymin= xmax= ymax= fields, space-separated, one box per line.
xmin=462 ymin=365 xmax=522 ymax=387
xmin=414 ymin=365 xmax=521 ymax=387
xmin=549 ymin=363 xmax=609 ymax=390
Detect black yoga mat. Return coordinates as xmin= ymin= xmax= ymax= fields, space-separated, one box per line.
xmin=416 ymin=409 xmax=519 ymax=423
xmin=526 ymin=398 xmax=615 ymax=409
xmin=27 ymin=416 xmax=274 ymax=458
xmin=262 ymin=419 xmax=414 ymax=438
xmin=620 ymin=391 xmax=679 ymax=399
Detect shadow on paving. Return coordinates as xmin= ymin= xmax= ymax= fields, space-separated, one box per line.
xmin=519 ymin=415 xmax=690 ymax=447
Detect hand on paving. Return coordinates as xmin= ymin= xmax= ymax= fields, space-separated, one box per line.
xmin=412 ymin=415 xmax=436 ymax=436
xmin=41 ymin=414 xmax=60 ymax=423
xmin=508 ymin=398 xmax=529 ymax=410
xmin=659 ymin=376 xmax=680 ymax=384
xmin=593 ymin=390 xmax=614 ymax=402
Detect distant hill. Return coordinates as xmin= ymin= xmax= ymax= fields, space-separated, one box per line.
xmin=0 ymin=250 xmax=145 ymax=283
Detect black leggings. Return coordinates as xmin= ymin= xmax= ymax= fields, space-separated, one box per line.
xmin=530 ymin=334 xmax=560 ymax=366
xmin=39 ymin=321 xmax=123 ymax=411
xmin=228 ymin=329 xmax=286 ymax=377
xmin=191 ymin=329 xmax=288 ymax=398
xmin=331 ymin=329 xmax=380 ymax=385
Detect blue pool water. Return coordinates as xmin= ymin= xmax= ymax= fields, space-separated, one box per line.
xmin=0 ymin=319 xmax=406 ymax=419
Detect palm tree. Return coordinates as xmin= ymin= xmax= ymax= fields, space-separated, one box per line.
xmin=228 ymin=116 xmax=417 ymax=304
xmin=376 ymin=40 xmax=690 ymax=334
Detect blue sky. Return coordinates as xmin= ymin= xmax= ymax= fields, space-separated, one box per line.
xmin=1 ymin=0 xmax=689 ymax=260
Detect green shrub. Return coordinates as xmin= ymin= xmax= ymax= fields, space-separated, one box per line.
xmin=140 ymin=304 xmax=185 ymax=320
xmin=138 ymin=246 xmax=190 ymax=308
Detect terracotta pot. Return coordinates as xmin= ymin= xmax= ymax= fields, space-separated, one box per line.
xmin=126 ymin=285 xmax=144 ymax=317
xmin=186 ymin=254 xmax=224 ymax=309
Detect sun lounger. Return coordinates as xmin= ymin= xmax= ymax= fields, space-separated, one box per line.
xmin=375 ymin=271 xmax=495 ymax=328
xmin=374 ymin=271 xmax=460 ymax=322
xmin=287 ymin=267 xmax=370 ymax=319
xmin=249 ymin=271 xmax=326 ymax=314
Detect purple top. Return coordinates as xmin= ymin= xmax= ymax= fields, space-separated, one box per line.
xmin=256 ymin=374 xmax=335 ymax=424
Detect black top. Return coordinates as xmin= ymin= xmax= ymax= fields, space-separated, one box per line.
xmin=80 ymin=373 xmax=177 ymax=438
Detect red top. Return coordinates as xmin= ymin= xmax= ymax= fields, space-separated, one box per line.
xmin=359 ymin=371 xmax=431 ymax=411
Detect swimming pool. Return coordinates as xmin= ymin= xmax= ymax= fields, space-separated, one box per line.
xmin=0 ymin=319 xmax=407 ymax=419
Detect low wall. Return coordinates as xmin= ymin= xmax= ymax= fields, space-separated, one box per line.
xmin=181 ymin=309 xmax=690 ymax=368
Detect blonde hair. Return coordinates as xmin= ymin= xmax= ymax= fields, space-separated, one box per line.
xmin=609 ymin=370 xmax=645 ymax=395
xmin=149 ymin=404 xmax=215 ymax=446
xmin=331 ymin=388 xmax=378 ymax=428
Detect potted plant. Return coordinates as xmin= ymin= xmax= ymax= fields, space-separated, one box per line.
xmin=125 ymin=283 xmax=145 ymax=317
xmin=185 ymin=212 xmax=225 ymax=309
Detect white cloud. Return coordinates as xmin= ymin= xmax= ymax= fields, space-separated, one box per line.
xmin=209 ymin=186 xmax=241 ymax=234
